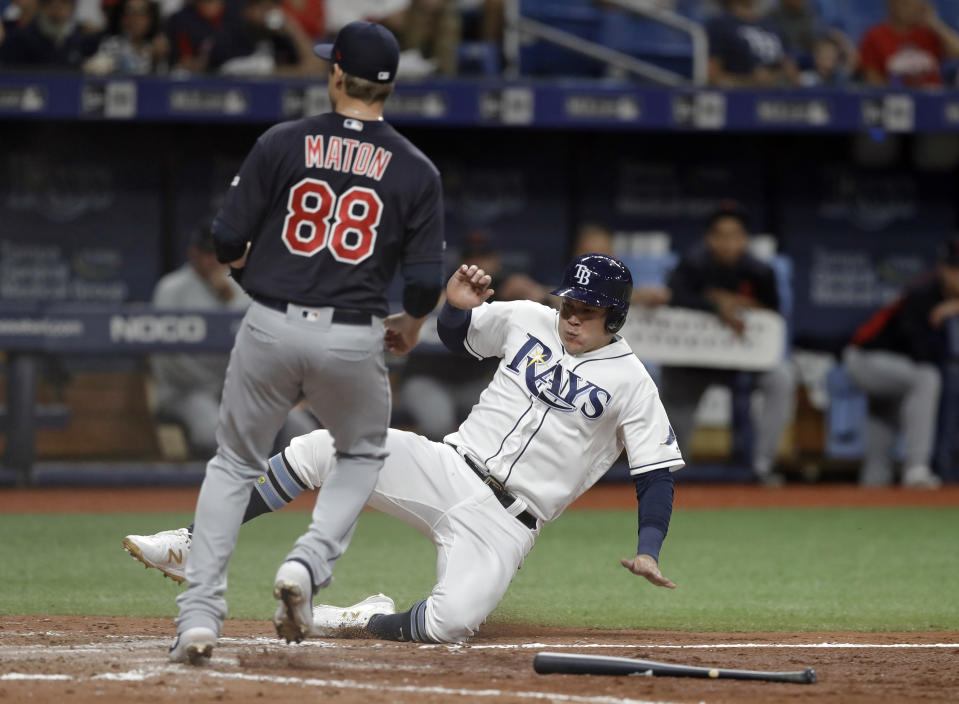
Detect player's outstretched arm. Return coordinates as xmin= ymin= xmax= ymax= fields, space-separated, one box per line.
xmin=620 ymin=554 xmax=676 ymax=589
xmin=446 ymin=264 xmax=494 ymax=310
xmin=384 ymin=312 xmax=426 ymax=355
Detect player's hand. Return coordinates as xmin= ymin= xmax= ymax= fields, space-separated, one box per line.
xmin=384 ymin=312 xmax=425 ymax=355
xmin=621 ymin=554 xmax=676 ymax=589
xmin=446 ymin=264 xmax=494 ymax=310
xmin=229 ymin=242 xmax=251 ymax=270
xmin=713 ymin=298 xmax=746 ymax=336
xmin=929 ymin=299 xmax=959 ymax=328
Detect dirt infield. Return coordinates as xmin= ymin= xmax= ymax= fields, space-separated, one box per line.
xmin=4 ymin=486 xmax=958 ymax=702
xmin=3 ymin=483 xmax=959 ymax=514
xmin=2 ymin=615 xmax=957 ymax=703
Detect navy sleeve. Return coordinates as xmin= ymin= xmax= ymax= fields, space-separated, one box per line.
xmin=402 ymin=171 xmax=445 ymax=265
xmin=437 ymin=301 xmax=472 ymax=355
xmin=899 ymin=284 xmax=944 ymax=363
xmin=211 ymin=217 xmax=248 ymax=264
xmin=401 ymin=261 xmax=443 ymax=318
xmin=633 ymin=468 xmax=675 ymax=563
xmin=214 ymin=131 xmax=274 ymax=250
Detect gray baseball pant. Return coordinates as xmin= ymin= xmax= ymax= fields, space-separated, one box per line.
xmin=842 ymin=346 xmax=941 ymax=486
xmin=659 ymin=360 xmax=795 ymax=476
xmin=176 ymin=301 xmax=390 ymax=636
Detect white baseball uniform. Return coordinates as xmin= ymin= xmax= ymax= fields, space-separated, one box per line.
xmin=283 ymin=299 xmax=684 ymax=642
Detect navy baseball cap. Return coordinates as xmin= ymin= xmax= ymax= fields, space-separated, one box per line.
xmin=314 ymin=21 xmax=399 ymax=84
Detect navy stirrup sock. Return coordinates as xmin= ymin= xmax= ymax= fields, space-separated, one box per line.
xmin=186 ymin=451 xmax=304 ymax=536
xmin=367 ymin=599 xmax=431 ymax=642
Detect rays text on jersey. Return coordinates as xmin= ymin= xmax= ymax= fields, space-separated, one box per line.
xmin=505 ymin=334 xmax=611 ymax=418
xmin=304 ymin=135 xmax=393 ymax=181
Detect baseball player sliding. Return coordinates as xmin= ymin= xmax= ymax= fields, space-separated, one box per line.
xmin=126 ymin=254 xmax=684 ymax=645
xmin=166 ymin=20 xmax=445 ymax=664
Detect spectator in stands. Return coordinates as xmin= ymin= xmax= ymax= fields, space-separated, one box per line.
xmin=165 ymin=0 xmax=223 ymax=73
xmin=859 ymin=0 xmax=959 ymax=88
xmin=572 ymin=223 xmax=672 ymax=307
xmin=839 ymin=241 xmax=959 ymax=489
xmin=459 ymin=0 xmax=503 ymax=44
xmin=207 ymin=0 xmax=320 ymax=75
xmin=280 ymin=0 xmax=322 ymax=40
xmin=656 ymin=202 xmax=795 ymax=486
xmin=0 ymin=0 xmax=99 ymax=67
xmin=83 ymin=0 xmax=167 ymax=74
xmin=767 ymin=0 xmax=857 ymax=74
xmin=800 ymin=34 xmax=851 ymax=86
xmin=322 ymin=0 xmax=459 ymax=77
xmin=2 ymin=0 xmax=39 ymax=39
xmin=151 ymin=222 xmax=318 ymax=458
xmin=404 ymin=0 xmax=460 ymax=76
xmin=397 ymin=232 xmax=546 ymax=440
xmin=324 ymin=0 xmax=407 ymax=38
xmin=706 ymin=0 xmax=798 ymax=87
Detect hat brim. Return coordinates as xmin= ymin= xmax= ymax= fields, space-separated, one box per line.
xmin=313 ymin=42 xmax=334 ymax=60
xmin=550 ymin=286 xmax=620 ymax=309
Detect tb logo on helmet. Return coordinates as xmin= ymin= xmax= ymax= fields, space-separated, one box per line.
xmin=573 ymin=264 xmax=592 ymax=286
xmin=551 ymin=253 xmax=634 ymax=334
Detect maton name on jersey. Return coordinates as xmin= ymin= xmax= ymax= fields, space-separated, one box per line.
xmin=304 ymin=135 xmax=392 ymax=182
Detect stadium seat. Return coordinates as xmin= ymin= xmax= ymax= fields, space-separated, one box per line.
xmin=833 ymin=0 xmax=885 ymax=44
xmin=518 ymin=0 xmax=704 ymax=79
xmin=618 ymin=252 xmax=678 ymax=287
xmin=824 ymin=364 xmax=868 ymax=460
xmin=519 ymin=3 xmax=605 ymax=77
xmin=458 ymin=41 xmax=501 ymax=76
xmin=599 ymin=10 xmax=694 ymax=79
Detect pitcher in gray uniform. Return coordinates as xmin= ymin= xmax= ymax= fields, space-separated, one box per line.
xmin=169 ymin=20 xmax=445 ymax=665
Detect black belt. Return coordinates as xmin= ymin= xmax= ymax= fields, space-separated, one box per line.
xmin=450 ymin=445 xmax=538 ymax=530
xmin=253 ymin=295 xmax=371 ymax=326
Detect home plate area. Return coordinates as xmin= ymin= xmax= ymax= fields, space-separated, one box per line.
xmin=1 ymin=616 xmax=957 ymax=704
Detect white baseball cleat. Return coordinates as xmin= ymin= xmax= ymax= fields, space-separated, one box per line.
xmin=902 ymin=465 xmax=942 ymax=489
xmin=309 ymin=594 xmax=396 ymax=637
xmin=168 ymin=626 xmax=216 ymax=665
xmin=122 ymin=528 xmax=191 ymax=583
xmin=273 ymin=561 xmax=314 ymax=644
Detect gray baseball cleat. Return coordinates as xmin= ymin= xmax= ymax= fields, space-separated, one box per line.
xmin=169 ymin=626 xmax=216 ymax=665
xmin=273 ymin=561 xmax=314 ymax=643
xmin=122 ymin=528 xmax=191 ymax=583
xmin=309 ymin=594 xmax=396 ymax=637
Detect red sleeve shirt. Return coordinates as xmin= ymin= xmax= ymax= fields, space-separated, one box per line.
xmin=859 ymin=22 xmax=944 ymax=87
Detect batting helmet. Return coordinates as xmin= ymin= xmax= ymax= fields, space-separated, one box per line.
xmin=551 ymin=253 xmax=633 ymax=333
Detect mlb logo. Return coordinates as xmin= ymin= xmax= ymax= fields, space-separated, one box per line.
xmin=378 ymin=71 xmax=390 ymax=81
xmin=301 ymin=310 xmax=321 ymax=322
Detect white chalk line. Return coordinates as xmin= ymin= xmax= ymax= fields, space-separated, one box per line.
xmin=3 ymin=637 xmax=957 ymax=704
xmin=456 ymin=642 xmax=959 ymax=650
xmin=3 ymin=634 xmax=958 ymax=656
xmin=1 ymin=667 xmax=674 ymax=704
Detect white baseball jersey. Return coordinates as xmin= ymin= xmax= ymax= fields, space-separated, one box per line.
xmin=445 ymin=300 xmax=684 ymax=523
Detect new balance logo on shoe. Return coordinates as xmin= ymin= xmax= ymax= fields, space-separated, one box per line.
xmin=168 ymin=549 xmax=183 ymax=565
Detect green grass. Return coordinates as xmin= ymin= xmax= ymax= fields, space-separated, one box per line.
xmin=1 ymin=507 xmax=957 ymax=631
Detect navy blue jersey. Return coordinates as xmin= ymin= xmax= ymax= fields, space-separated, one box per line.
xmin=668 ymin=245 xmax=780 ymax=313
xmin=852 ymin=275 xmax=947 ymax=363
xmin=707 ymin=13 xmax=787 ymax=74
xmin=216 ymin=112 xmax=444 ymax=317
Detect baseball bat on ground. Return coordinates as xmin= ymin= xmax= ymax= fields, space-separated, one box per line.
xmin=533 ymin=652 xmax=816 ymax=684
